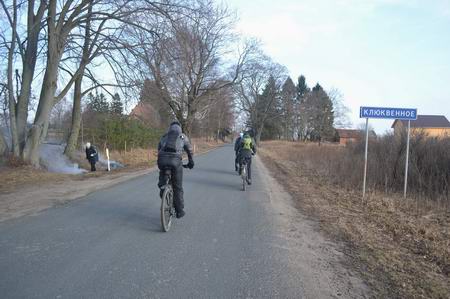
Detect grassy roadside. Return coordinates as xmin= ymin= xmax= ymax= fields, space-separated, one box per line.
xmin=259 ymin=141 xmax=450 ymax=299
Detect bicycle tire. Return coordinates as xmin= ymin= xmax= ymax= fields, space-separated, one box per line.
xmin=161 ymin=186 xmax=174 ymax=232
xmin=241 ymin=164 xmax=247 ymax=191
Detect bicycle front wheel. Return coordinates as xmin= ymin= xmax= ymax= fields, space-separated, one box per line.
xmin=161 ymin=186 xmax=174 ymax=232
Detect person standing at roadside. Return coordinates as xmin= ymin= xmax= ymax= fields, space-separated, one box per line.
xmin=85 ymin=142 xmax=98 ymax=172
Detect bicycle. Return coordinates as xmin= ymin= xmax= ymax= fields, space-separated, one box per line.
xmin=240 ymin=157 xmax=250 ymax=191
xmin=160 ymin=164 xmax=188 ymax=232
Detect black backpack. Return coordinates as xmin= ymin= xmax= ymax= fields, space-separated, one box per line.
xmin=163 ymin=130 xmax=180 ymax=153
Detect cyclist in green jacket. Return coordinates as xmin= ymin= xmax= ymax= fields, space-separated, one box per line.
xmin=238 ymin=133 xmax=256 ymax=184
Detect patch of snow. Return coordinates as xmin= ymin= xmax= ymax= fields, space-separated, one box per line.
xmin=98 ymin=153 xmax=124 ymax=170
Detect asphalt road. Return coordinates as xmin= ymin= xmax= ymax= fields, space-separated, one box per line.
xmin=0 ymin=144 xmax=368 ymax=298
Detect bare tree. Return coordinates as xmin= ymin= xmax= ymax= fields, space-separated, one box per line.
xmin=1 ymin=0 xmax=169 ymax=164
xmin=65 ymin=0 xmax=206 ymax=155
xmin=0 ymin=0 xmax=47 ymax=157
xmin=119 ymin=0 xmax=253 ymax=134
xmin=328 ymin=87 xmax=352 ymax=129
xmin=20 ymin=0 xmax=104 ymax=165
xmin=198 ymin=84 xmax=234 ymax=140
xmin=234 ymin=49 xmax=287 ymax=144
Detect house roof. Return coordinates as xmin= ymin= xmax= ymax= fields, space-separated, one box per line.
xmin=336 ymin=129 xmax=361 ymax=138
xmin=336 ymin=129 xmax=377 ymax=139
xmin=391 ymin=115 xmax=450 ymax=129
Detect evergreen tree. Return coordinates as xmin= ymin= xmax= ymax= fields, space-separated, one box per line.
xmin=110 ymin=93 xmax=123 ymax=116
xmin=301 ymin=86 xmax=334 ymax=143
xmin=296 ymin=75 xmax=310 ymax=102
xmin=295 ymin=75 xmax=310 ymax=140
xmin=280 ymin=77 xmax=296 ymax=139
xmin=257 ymin=76 xmax=283 ymax=140
xmin=88 ymin=92 xmax=109 ymax=114
xmin=312 ymin=82 xmax=323 ymax=92
xmin=249 ymin=76 xmax=280 ymax=142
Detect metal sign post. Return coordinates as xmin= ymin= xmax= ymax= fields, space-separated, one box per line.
xmin=404 ymin=120 xmax=411 ymax=198
xmin=362 ymin=118 xmax=369 ymax=199
xmin=359 ymin=106 xmax=417 ymax=199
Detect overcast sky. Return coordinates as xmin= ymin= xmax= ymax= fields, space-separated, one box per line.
xmin=226 ymin=0 xmax=450 ymax=133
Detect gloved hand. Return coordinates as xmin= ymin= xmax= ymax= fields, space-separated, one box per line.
xmin=187 ymin=160 xmax=194 ymax=169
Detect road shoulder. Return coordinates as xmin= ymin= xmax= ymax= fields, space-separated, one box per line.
xmin=255 ymin=155 xmax=371 ymax=298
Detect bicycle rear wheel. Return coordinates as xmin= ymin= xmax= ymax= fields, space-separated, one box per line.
xmin=241 ymin=164 xmax=247 ymax=191
xmin=161 ymin=186 xmax=174 ymax=232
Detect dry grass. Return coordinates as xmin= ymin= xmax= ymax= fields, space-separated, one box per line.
xmin=0 ymin=166 xmax=71 ymax=193
xmin=259 ymin=140 xmax=450 ymax=299
xmin=106 ymin=138 xmax=223 ymax=166
xmin=108 ymin=148 xmax=157 ymax=167
xmin=191 ymin=138 xmax=225 ymax=154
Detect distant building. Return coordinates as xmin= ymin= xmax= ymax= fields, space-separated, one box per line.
xmin=335 ymin=129 xmax=376 ymax=145
xmin=129 ymin=101 xmax=162 ymax=128
xmin=391 ymin=115 xmax=450 ymax=137
xmin=335 ymin=129 xmax=361 ymax=145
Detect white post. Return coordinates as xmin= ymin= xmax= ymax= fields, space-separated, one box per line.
xmin=404 ymin=120 xmax=411 ymax=198
xmin=106 ymin=148 xmax=111 ymax=172
xmin=363 ymin=118 xmax=369 ymax=199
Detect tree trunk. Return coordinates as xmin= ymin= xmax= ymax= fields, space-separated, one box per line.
xmin=64 ymin=75 xmax=83 ymax=157
xmin=22 ymin=0 xmax=74 ymax=166
xmin=183 ymin=104 xmax=196 ymax=136
xmin=6 ymin=0 xmax=20 ymax=157
xmin=16 ymin=16 xmax=42 ymax=151
xmin=7 ymin=1 xmax=46 ymax=156
xmin=255 ymin=123 xmax=264 ymax=145
xmin=0 ymin=130 xmax=8 ymax=156
xmin=22 ymin=59 xmax=59 ymax=166
xmin=16 ymin=48 xmax=38 ymax=150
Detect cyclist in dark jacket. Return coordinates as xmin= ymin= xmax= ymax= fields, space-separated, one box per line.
xmin=238 ymin=133 xmax=256 ymax=184
xmin=157 ymin=121 xmax=194 ymax=218
xmin=234 ymin=132 xmax=244 ymax=171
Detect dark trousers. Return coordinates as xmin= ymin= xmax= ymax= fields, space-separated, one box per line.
xmin=239 ymin=151 xmax=252 ymax=180
xmin=89 ymin=159 xmax=96 ymax=171
xmin=235 ymin=151 xmax=240 ymax=170
xmin=158 ymin=159 xmax=184 ymax=213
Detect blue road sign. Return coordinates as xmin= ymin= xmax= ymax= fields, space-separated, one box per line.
xmin=360 ymin=106 xmax=417 ymax=120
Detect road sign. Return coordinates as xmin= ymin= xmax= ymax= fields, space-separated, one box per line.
xmin=360 ymin=106 xmax=417 ymax=120
xmin=359 ymin=106 xmax=417 ymax=199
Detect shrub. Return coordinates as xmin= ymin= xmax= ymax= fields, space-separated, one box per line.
xmin=298 ymin=133 xmax=450 ymax=201
xmin=83 ymin=116 xmax=163 ymax=151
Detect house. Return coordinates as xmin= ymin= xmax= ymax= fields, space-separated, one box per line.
xmin=391 ymin=115 xmax=450 ymax=137
xmin=129 ymin=101 xmax=162 ymax=127
xmin=335 ymin=129 xmax=376 ymax=145
xmin=335 ymin=129 xmax=361 ymax=145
